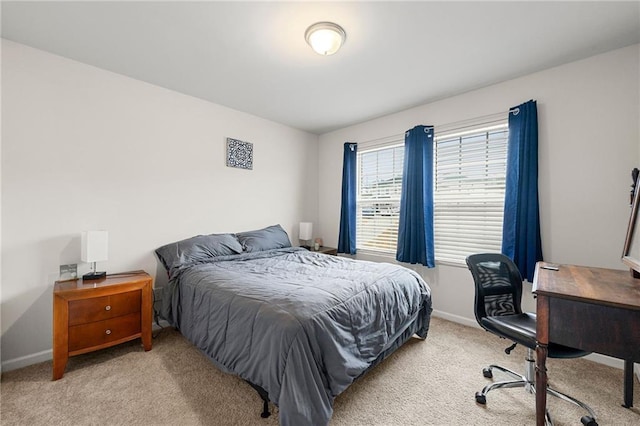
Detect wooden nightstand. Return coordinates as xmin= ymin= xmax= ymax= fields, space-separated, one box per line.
xmin=311 ymin=246 xmax=338 ymax=256
xmin=52 ymin=271 xmax=153 ymax=380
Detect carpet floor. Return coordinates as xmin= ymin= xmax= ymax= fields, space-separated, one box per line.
xmin=1 ymin=316 xmax=639 ymax=425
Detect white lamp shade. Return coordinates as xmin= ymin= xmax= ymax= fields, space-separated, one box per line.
xmin=299 ymin=222 xmax=313 ymax=240
xmin=81 ymin=231 xmax=109 ymax=263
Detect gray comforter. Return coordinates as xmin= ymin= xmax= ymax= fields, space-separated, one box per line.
xmin=161 ymin=247 xmax=432 ymax=425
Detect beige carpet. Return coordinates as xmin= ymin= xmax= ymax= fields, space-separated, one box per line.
xmin=1 ymin=317 xmax=639 ymax=425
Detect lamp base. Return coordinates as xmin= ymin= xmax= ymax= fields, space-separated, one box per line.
xmin=82 ymin=271 xmax=106 ymax=281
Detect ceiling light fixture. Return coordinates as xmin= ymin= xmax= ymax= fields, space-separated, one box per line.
xmin=305 ymin=22 xmax=346 ymax=56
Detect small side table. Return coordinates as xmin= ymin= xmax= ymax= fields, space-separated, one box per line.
xmin=310 ymin=246 xmax=338 ymax=256
xmin=52 ymin=271 xmax=153 ymax=380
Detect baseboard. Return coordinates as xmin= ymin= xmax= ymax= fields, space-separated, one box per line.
xmin=584 ymin=353 xmax=625 ymax=369
xmin=2 ymin=321 xmax=170 ymax=373
xmin=153 ymin=319 xmax=171 ymax=329
xmin=1 ymin=349 xmax=52 ymax=373
xmin=431 ymin=309 xmax=480 ymax=329
xmin=3 ymin=312 xmax=636 ymax=376
xmin=433 ymin=310 xmax=637 ymax=374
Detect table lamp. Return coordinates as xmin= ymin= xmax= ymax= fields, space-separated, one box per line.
xmin=81 ymin=230 xmax=108 ymax=280
xmin=299 ymin=222 xmax=313 ymax=249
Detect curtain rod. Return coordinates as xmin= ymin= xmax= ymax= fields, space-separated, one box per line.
xmin=359 ymin=110 xmax=509 ymax=148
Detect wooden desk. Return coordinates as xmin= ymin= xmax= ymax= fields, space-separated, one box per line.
xmin=533 ymin=262 xmax=640 ymax=426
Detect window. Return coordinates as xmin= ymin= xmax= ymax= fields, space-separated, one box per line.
xmin=356 ymin=142 xmax=404 ymax=254
xmin=355 ymin=120 xmax=508 ymax=264
xmin=434 ymin=124 xmax=508 ymax=264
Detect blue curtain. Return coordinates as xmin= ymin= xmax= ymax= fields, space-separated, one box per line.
xmin=396 ymin=125 xmax=435 ymax=267
xmin=338 ymin=143 xmax=357 ymax=254
xmin=502 ymin=100 xmax=543 ymax=281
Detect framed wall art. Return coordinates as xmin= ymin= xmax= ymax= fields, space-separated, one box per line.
xmin=226 ymin=137 xmax=253 ymax=170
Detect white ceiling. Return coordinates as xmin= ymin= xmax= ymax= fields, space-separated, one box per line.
xmin=2 ymin=1 xmax=639 ymax=134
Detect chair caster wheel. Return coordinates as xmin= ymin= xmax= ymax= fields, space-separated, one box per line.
xmin=482 ymin=367 xmax=493 ymax=378
xmin=580 ymin=416 xmax=597 ymax=426
xmin=475 ymin=392 xmax=486 ymax=405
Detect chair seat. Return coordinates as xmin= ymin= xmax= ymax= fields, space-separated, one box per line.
xmin=481 ymin=313 xmax=591 ymax=359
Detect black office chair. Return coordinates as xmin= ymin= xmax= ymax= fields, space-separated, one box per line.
xmin=466 ymin=253 xmax=597 ymax=426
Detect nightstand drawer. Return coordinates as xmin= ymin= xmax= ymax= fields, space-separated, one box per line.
xmin=68 ymin=290 xmax=141 ymax=326
xmin=68 ymin=312 xmax=141 ymax=352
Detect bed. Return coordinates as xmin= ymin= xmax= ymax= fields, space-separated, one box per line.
xmin=157 ymin=225 xmax=432 ymax=426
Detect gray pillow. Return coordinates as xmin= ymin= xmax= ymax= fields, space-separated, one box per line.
xmin=155 ymin=233 xmax=243 ymax=273
xmin=236 ymin=224 xmax=292 ymax=253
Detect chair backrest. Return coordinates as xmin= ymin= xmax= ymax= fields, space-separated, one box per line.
xmin=466 ymin=253 xmax=523 ymax=327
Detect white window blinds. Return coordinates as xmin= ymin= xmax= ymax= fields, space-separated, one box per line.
xmin=356 ymin=143 xmax=404 ymax=254
xmin=433 ymin=123 xmax=509 ymax=264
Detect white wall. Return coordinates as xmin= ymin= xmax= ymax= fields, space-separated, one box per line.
xmin=3 ymin=39 xmax=639 ymax=372
xmin=0 ymin=40 xmax=319 ymax=369
xmin=318 ymin=44 xmax=640 ymax=326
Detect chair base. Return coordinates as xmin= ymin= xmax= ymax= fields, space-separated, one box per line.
xmin=475 ymin=348 xmax=598 ymax=426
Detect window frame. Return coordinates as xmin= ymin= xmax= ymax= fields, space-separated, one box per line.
xmin=355 ymin=141 xmax=405 ymax=256
xmin=354 ymin=118 xmax=509 ymax=265
xmin=433 ymin=122 xmax=509 ymax=265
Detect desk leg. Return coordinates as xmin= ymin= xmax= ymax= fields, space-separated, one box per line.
xmin=623 ymin=359 xmax=634 ymax=408
xmin=536 ymin=294 xmax=550 ymax=426
xmin=536 ymin=343 xmax=548 ymax=426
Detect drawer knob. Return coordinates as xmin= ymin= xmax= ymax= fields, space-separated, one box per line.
xmin=105 ymin=329 xmax=112 ymax=335
xmin=105 ymin=305 xmax=111 ymax=311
